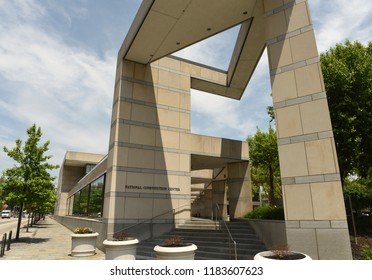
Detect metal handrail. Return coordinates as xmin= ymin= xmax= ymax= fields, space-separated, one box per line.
xmin=215 ymin=203 xmax=237 ymax=260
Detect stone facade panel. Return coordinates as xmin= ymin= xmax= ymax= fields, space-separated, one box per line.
xmin=271 ymin=70 xmax=298 ymax=102
xmin=300 ymin=99 xmax=332 ymax=134
xmin=290 ymin=31 xmax=318 ymax=63
xmin=295 ymin=63 xmax=323 ymax=97
xmin=285 ymin=2 xmax=310 ymax=32
xmin=276 ymin=105 xmax=303 ymax=138
xmin=278 ymin=142 xmax=308 ymax=177
xmin=310 ymin=181 xmax=347 ymax=220
xmin=305 ymin=139 xmax=337 ymax=175
xmin=283 ymin=184 xmax=314 ymax=220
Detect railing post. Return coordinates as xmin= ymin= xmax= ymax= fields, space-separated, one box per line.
xmin=150 ymin=221 xmax=153 ymax=239
xmin=7 ymin=230 xmax=12 ymax=251
xmin=173 ymin=209 xmax=176 ymax=231
xmin=215 ymin=203 xmax=237 ymax=260
xmin=1 ymin=233 xmax=7 ymax=257
xmin=113 ymin=206 xmax=181 ymax=242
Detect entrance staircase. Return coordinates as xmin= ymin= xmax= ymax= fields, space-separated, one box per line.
xmin=135 ymin=219 xmax=266 ymax=260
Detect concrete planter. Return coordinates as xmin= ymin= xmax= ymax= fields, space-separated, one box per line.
xmin=103 ymin=238 xmax=139 ymax=260
xmin=154 ymin=243 xmax=197 ymax=260
xmin=71 ymin=232 xmax=99 ymax=257
xmin=253 ymin=250 xmax=312 ymax=260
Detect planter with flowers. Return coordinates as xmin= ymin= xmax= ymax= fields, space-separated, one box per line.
xmin=70 ymin=227 xmax=99 ymax=257
xmin=253 ymin=244 xmax=312 ymax=260
xmin=153 ymin=235 xmax=197 ymax=260
xmin=103 ymin=230 xmax=139 ymax=260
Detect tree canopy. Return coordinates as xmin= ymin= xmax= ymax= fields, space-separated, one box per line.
xmin=320 ymin=40 xmax=372 ymax=182
xmin=247 ymin=126 xmax=281 ymax=206
xmin=0 ymin=124 xmax=58 ymax=239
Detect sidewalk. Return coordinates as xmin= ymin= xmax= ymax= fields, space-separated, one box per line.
xmin=0 ymin=216 xmax=105 ymax=260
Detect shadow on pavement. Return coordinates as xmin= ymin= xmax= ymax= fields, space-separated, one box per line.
xmin=12 ymin=237 xmax=50 ymax=244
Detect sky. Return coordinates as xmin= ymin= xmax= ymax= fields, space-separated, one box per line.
xmin=0 ymin=0 xmax=371 ymax=180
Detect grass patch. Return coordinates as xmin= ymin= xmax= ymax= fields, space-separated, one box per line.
xmin=361 ymin=247 xmax=372 ymax=260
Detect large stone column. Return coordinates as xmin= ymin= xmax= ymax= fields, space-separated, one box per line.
xmin=212 ymin=180 xmax=228 ymax=220
xmin=103 ymin=57 xmax=192 ymax=237
xmin=227 ymin=161 xmax=252 ymax=219
xmin=203 ymin=189 xmax=214 ymax=218
xmin=197 ymin=189 xmax=213 ymax=219
xmin=264 ymin=0 xmax=352 ymax=259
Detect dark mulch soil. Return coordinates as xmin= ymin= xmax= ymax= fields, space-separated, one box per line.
xmin=350 ymin=234 xmax=372 ymax=260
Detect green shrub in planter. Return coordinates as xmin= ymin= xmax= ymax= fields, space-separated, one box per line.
xmin=244 ymin=205 xmax=284 ymax=220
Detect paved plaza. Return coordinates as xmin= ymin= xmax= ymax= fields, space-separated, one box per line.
xmin=0 ymin=216 xmax=104 ymax=260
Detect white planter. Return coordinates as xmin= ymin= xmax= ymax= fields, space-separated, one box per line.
xmin=154 ymin=243 xmax=197 ymax=260
xmin=71 ymin=232 xmax=99 ymax=257
xmin=253 ymin=250 xmax=312 ymax=260
xmin=103 ymin=238 xmax=139 ymax=260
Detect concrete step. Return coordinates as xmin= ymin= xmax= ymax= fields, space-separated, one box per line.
xmin=176 ymin=219 xmax=220 ymax=230
xmin=135 ymin=219 xmax=266 ymax=260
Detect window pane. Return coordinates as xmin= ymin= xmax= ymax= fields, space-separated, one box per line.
xmin=79 ymin=187 xmax=89 ymax=216
xmin=88 ymin=175 xmax=105 ymax=218
xmin=72 ymin=192 xmax=80 ymax=215
xmin=70 ymin=174 xmax=105 ymax=218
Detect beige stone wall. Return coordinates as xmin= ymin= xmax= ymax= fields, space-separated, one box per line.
xmin=104 ymin=57 xmax=193 ymax=235
xmin=54 ymin=0 xmax=351 ymax=260
xmin=192 ymin=188 xmax=213 ymax=218
xmin=55 ymin=152 xmax=105 ymax=216
xmin=104 ymin=55 xmax=251 ymax=236
xmin=264 ymin=0 xmax=351 ymax=259
xmin=228 ymin=161 xmax=252 ymax=219
xmin=211 ymin=180 xmax=228 ymax=219
xmin=67 ymin=157 xmax=107 ymax=197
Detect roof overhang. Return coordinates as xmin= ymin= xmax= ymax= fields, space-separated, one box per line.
xmin=191 ymin=154 xmax=246 ymax=171
xmin=62 ymin=151 xmax=105 ymax=167
xmin=118 ymin=0 xmax=266 ymax=100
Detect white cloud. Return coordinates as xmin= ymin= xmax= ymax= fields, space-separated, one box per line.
xmin=175 ymin=25 xmax=271 ymax=141
xmin=0 ymin=0 xmax=115 ymax=176
xmin=175 ymin=25 xmax=240 ymax=70
xmin=182 ymin=39 xmax=271 ymax=141
xmin=0 ymin=0 xmax=46 ymax=23
xmin=309 ymin=0 xmax=372 ymax=52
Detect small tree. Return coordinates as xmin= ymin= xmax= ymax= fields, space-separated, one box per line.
xmin=247 ymin=126 xmax=281 ymax=206
xmin=1 ymin=124 xmax=59 ymax=240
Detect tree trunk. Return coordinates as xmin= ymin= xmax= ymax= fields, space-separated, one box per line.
xmin=269 ymin=165 xmax=275 ymax=206
xmin=15 ymin=202 xmax=23 ymax=241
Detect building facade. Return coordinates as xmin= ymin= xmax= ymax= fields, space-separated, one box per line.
xmin=55 ymin=0 xmax=352 ymax=259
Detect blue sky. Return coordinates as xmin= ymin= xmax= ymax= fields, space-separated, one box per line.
xmin=1 ymin=0 xmax=371 ymax=179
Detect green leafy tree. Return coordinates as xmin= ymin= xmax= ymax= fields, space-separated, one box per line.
xmin=320 ymin=40 xmax=372 ymax=183
xmin=320 ymin=40 xmax=372 ymax=236
xmin=247 ymin=126 xmax=281 ymax=206
xmin=1 ymin=124 xmax=59 ymax=240
xmin=344 ymin=178 xmax=372 ymax=215
xmin=266 ymin=105 xmax=275 ymax=124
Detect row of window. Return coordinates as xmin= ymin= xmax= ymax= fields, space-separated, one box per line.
xmin=67 ymin=175 xmax=105 ymax=218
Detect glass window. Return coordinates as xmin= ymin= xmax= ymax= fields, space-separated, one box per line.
xmin=72 ymin=192 xmax=80 ymax=215
xmin=85 ymin=164 xmax=96 ymax=174
xmin=70 ymin=174 xmax=105 ymax=218
xmin=79 ymin=186 xmax=89 ymax=216
xmin=88 ymin=176 xmax=105 ymax=218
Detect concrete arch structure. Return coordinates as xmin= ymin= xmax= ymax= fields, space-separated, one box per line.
xmin=55 ymin=0 xmax=352 ymax=259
